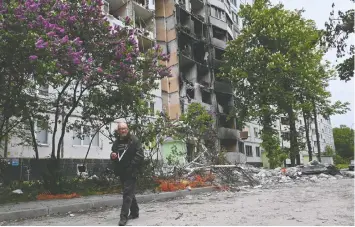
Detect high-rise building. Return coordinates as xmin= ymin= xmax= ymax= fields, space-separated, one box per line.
xmin=155 ymin=0 xmax=250 ymax=163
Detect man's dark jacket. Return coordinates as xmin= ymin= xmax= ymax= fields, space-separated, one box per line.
xmin=110 ymin=133 xmax=144 ymax=177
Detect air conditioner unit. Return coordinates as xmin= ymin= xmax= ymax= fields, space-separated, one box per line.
xmin=102 ymin=0 xmax=109 ymax=14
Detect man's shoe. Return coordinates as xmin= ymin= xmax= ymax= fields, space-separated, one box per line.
xmin=118 ymin=218 xmax=128 ymax=226
xmin=128 ymin=214 xmax=139 ymax=220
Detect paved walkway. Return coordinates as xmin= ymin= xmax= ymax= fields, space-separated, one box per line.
xmin=0 ymin=187 xmax=215 ymax=222
xmin=3 ymin=179 xmax=354 ymax=226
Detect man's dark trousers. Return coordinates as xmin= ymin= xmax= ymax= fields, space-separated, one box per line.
xmin=119 ymin=175 xmax=139 ymax=219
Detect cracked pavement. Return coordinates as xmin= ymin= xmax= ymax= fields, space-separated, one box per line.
xmin=3 ymin=178 xmax=354 ymax=226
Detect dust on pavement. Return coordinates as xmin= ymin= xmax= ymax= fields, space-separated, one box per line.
xmin=3 ymin=179 xmax=354 ymax=226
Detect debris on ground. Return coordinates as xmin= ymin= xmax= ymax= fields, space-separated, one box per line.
xmin=341 ymin=170 xmax=355 ymax=178
xmin=12 ymin=189 xmax=23 ymax=194
xmin=190 ymin=161 xmax=354 ymax=189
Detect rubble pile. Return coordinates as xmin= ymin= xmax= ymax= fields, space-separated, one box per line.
xmin=210 ymin=160 xmax=354 ymax=188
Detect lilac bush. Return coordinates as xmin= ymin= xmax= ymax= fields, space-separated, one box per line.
xmin=0 ymin=0 xmax=170 ymax=161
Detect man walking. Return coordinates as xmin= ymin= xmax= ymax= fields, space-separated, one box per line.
xmin=110 ymin=122 xmax=144 ymax=226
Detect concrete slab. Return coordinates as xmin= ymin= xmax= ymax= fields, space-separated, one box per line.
xmin=0 ymin=208 xmax=48 ymax=222
xmin=91 ymin=198 xmax=122 ymax=209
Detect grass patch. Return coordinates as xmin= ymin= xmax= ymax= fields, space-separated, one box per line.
xmin=336 ymin=163 xmax=349 ymax=170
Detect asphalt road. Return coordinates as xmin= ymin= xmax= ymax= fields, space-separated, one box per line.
xmin=3 ymin=178 xmax=354 ymax=226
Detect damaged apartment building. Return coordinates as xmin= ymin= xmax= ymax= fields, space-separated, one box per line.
xmin=156 ymin=0 xmax=254 ymax=164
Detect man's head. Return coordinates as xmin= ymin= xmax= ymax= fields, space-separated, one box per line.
xmin=117 ymin=122 xmax=129 ymax=138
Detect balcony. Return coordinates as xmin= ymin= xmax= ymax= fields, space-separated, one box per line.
xmin=106 ymin=14 xmax=125 ymax=28
xmin=190 ymin=99 xmax=211 ymax=111
xmin=218 ymin=127 xmax=239 ymax=140
xmin=209 ymin=16 xmax=228 ymax=31
xmin=214 ymin=80 xmax=233 ymax=94
xmin=137 ymin=32 xmax=154 ymax=52
xmin=106 ymin=0 xmax=126 ymax=11
xmin=133 ymin=0 xmax=154 ymax=21
xmin=211 ymin=37 xmax=227 ymax=49
xmin=190 ymin=0 xmax=205 ymax=21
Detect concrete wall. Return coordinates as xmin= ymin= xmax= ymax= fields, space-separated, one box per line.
xmin=7 ymin=115 xmax=114 ymax=159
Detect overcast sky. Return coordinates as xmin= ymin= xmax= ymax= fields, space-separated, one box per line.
xmin=269 ymin=0 xmax=354 ymax=128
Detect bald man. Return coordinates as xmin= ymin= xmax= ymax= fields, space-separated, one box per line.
xmin=110 ymin=122 xmax=144 ymax=226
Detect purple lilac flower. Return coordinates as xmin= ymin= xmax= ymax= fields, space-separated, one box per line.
xmin=73 ymin=37 xmax=83 ymax=46
xmin=68 ymin=16 xmax=76 ymax=23
xmin=73 ymin=58 xmax=81 ymax=65
xmin=29 ymin=55 xmax=38 ymax=61
xmin=29 ymin=3 xmax=40 ymax=11
xmin=61 ymin=35 xmax=69 ymax=44
xmin=47 ymin=31 xmax=56 ymax=37
xmin=125 ymin=16 xmax=131 ymax=25
xmin=35 ymin=38 xmax=48 ymax=49
xmin=37 ymin=15 xmax=44 ymax=21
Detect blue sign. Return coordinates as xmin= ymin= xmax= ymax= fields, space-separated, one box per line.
xmin=11 ymin=159 xmax=19 ymax=166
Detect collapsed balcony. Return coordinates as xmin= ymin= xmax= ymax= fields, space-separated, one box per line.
xmin=136 ymin=34 xmax=154 ymax=52
xmin=192 ymin=18 xmax=206 ymax=41
xmin=179 ymin=67 xmax=195 ymax=101
xmin=106 ymin=0 xmax=126 ymax=12
xmin=212 ymin=26 xmax=227 ymax=49
xmin=193 ymin=42 xmax=206 ymax=64
xmin=216 ymin=91 xmax=236 ymax=129
xmin=197 ymin=64 xmax=210 ymax=85
xmin=176 ymin=3 xmax=191 ymax=28
xmin=213 ymin=47 xmax=225 ymax=69
xmin=201 ymin=89 xmax=212 ymax=105
xmin=220 ymin=139 xmax=237 ymax=152
xmin=178 ymin=29 xmax=207 ymax=68
xmin=132 ymin=0 xmax=154 ymax=20
xmin=135 ymin=15 xmax=155 ymax=51
xmin=190 ymin=0 xmax=205 ymax=21
xmin=179 ymin=41 xmax=194 ymax=68
xmin=214 ymin=78 xmax=233 ymax=95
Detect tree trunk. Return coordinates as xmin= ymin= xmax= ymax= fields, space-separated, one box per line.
xmin=303 ymin=111 xmax=313 ymax=162
xmin=287 ymin=108 xmax=299 ymax=167
xmin=313 ymin=101 xmax=321 ymax=162
xmin=3 ymin=118 xmax=9 ymax=158
xmin=28 ymin=118 xmax=39 ymax=160
xmin=261 ymin=112 xmax=278 ymax=168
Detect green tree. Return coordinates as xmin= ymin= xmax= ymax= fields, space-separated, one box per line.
xmin=298 ymin=63 xmax=349 ymax=162
xmin=219 ymin=0 xmax=328 ymax=166
xmin=333 ymin=125 xmax=354 ymax=159
xmin=0 ymin=0 xmax=169 ymax=192
xmin=323 ymin=0 xmax=354 ymax=81
xmin=323 ymin=145 xmax=335 ymax=157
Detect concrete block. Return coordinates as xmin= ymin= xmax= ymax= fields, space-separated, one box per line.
xmin=190 ymin=187 xmax=217 ymax=195
xmin=136 ymin=194 xmax=156 ymax=203
xmin=48 ymin=202 xmax=92 ymax=215
xmin=91 ymin=198 xmax=122 ymax=209
xmin=154 ymin=191 xmax=178 ymax=201
xmin=0 ymin=208 xmax=48 ymax=222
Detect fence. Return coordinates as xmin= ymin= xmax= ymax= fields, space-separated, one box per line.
xmin=0 ymin=158 xmax=113 ymax=183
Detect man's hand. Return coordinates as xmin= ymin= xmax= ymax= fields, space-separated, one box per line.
xmin=110 ymin=152 xmax=118 ymax=160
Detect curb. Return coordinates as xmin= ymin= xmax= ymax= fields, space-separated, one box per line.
xmin=0 ymin=187 xmax=217 ymax=222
